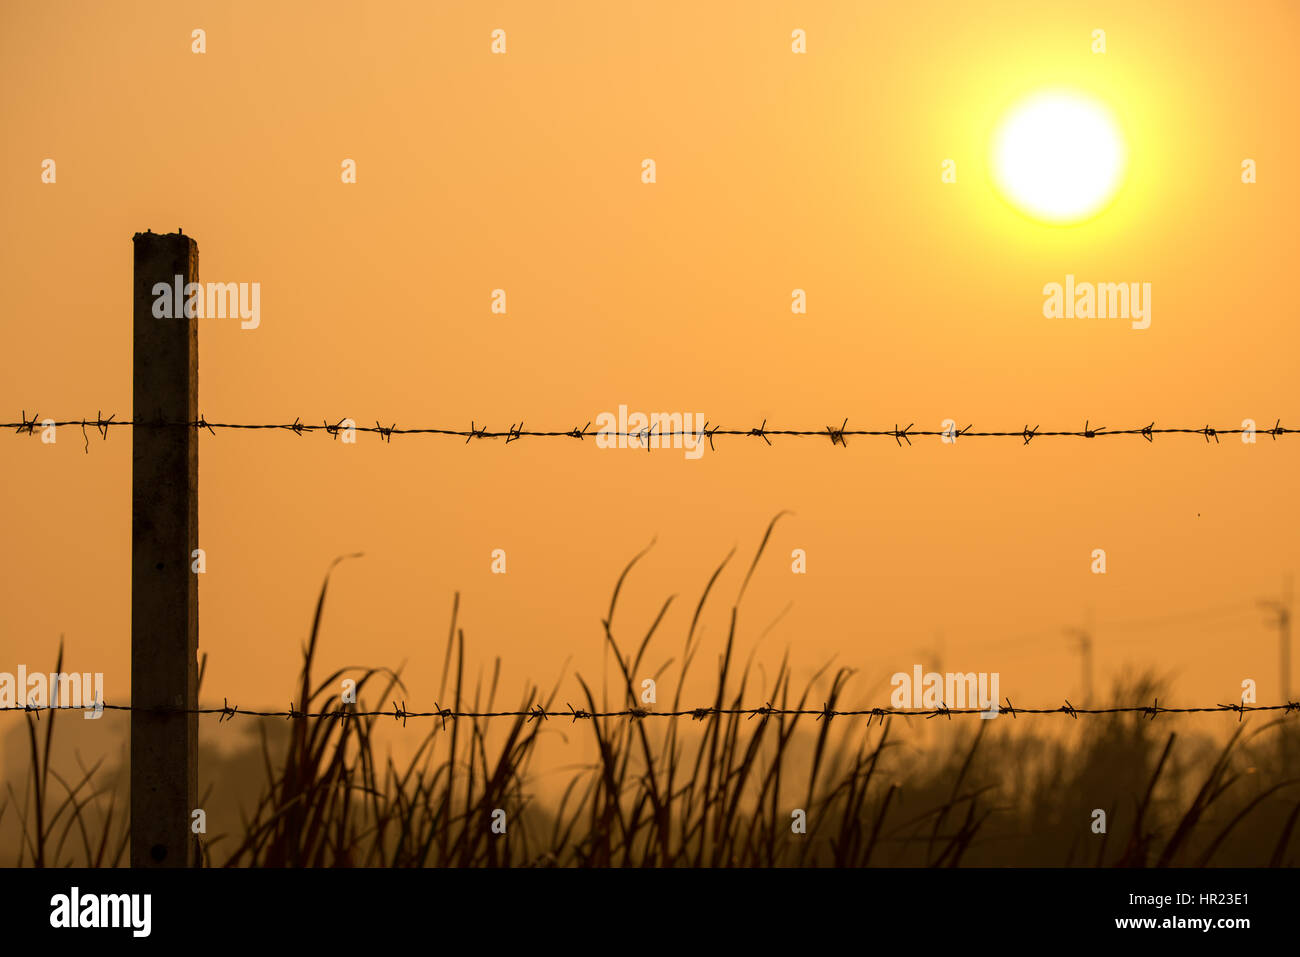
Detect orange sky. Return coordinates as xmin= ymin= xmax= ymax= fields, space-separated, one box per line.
xmin=1 ymin=1 xmax=1297 ymax=761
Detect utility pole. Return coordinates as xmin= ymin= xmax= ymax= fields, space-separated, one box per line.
xmin=1259 ymin=575 xmax=1293 ymax=704
xmin=1065 ymin=608 xmax=1094 ymax=706
xmin=927 ymin=631 xmax=944 ymax=675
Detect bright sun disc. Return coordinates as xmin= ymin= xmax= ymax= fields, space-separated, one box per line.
xmin=991 ymin=91 xmax=1126 ymax=224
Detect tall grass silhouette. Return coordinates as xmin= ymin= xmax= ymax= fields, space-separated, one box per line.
xmin=4 ymin=518 xmax=1299 ymax=866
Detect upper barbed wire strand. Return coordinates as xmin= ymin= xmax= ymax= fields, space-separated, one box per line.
xmin=3 ymin=414 xmax=1293 ymax=446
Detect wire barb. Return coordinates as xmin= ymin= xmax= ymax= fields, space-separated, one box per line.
xmin=826 ymin=418 xmax=848 ymax=447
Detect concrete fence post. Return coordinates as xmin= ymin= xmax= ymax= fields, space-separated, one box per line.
xmin=130 ymin=230 xmax=199 ymax=867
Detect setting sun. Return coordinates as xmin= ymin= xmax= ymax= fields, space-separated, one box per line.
xmin=991 ymin=90 xmax=1127 ymax=224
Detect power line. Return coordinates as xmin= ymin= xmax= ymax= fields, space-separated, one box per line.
xmin=955 ymin=600 xmax=1260 ymax=655
xmin=1100 ymin=601 xmax=1257 ymax=631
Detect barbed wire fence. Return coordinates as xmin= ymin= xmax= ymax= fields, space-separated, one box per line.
xmin=3 ymin=412 xmax=1294 ymax=451
xmin=17 ymin=235 xmax=1289 ymax=865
